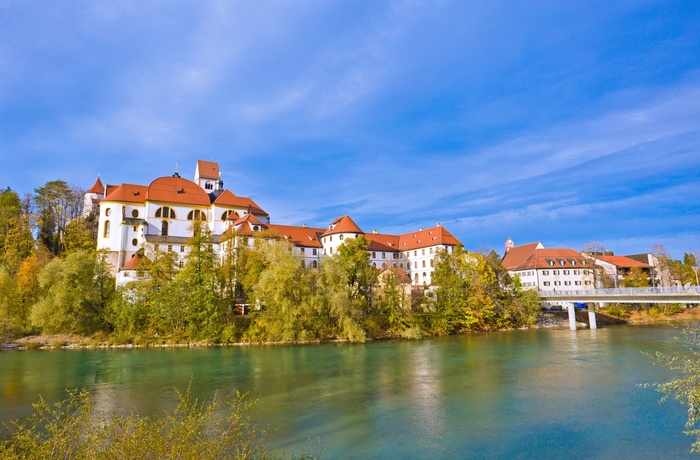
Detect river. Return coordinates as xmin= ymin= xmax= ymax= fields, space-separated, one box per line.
xmin=0 ymin=324 xmax=694 ymax=458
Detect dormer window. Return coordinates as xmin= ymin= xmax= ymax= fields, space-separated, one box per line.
xmin=253 ymin=225 xmax=259 ymax=231
xmin=340 ymin=235 xmax=344 ymax=240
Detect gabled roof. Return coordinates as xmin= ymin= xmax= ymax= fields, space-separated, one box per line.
xmin=597 ymin=255 xmax=651 ymax=269
xmin=503 ymin=244 xmax=589 ymax=271
xmin=501 ymin=242 xmax=543 ymax=270
xmin=120 ymin=253 xmax=146 ymax=271
xmin=322 ymin=215 xmax=364 ymax=237
xmin=212 ymin=189 xmax=268 ymax=216
xmin=103 ymin=184 xmax=148 ymax=203
xmin=87 ymin=177 xmax=105 ymax=194
xmin=266 ymin=224 xmax=325 ymax=248
xmin=196 ymin=160 xmax=220 ymax=180
xmin=397 ymin=226 xmax=461 ymax=251
xmin=147 ymin=176 xmax=210 ymax=206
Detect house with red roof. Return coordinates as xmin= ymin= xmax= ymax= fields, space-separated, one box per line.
xmin=590 ymin=255 xmax=652 ymax=287
xmin=501 ymin=238 xmax=596 ymax=294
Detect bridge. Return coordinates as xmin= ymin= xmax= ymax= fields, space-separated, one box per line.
xmin=536 ymin=286 xmax=700 ymax=331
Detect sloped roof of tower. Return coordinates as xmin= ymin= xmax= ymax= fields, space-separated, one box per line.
xmin=397 ymin=225 xmax=461 ymax=251
xmin=147 ymin=176 xmax=210 ymax=206
xmin=322 ymin=215 xmax=364 ymax=236
xmin=231 ymin=212 xmax=265 ymax=227
xmin=212 ymin=189 xmax=268 ymax=216
xmin=266 ymin=224 xmax=325 ymax=248
xmin=87 ymin=177 xmax=105 ymax=194
xmin=103 ymin=184 xmax=148 ymax=203
xmin=501 ymin=242 xmax=543 ymax=270
xmin=196 ymin=160 xmax=220 ymax=180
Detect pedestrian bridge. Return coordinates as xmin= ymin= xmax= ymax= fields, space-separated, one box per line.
xmin=536 ymin=286 xmax=700 ymax=331
xmin=538 ymin=286 xmax=700 ymax=304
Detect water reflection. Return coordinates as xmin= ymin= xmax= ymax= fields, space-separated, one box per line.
xmin=0 ymin=325 xmax=695 ymax=459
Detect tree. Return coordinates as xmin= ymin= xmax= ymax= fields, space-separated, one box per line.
xmin=429 ymin=246 xmax=497 ymax=334
xmin=646 ymin=327 xmax=700 ymax=453
xmin=33 ymin=181 xmax=83 ymax=256
xmin=0 ymin=188 xmax=34 ymax=274
xmin=582 ymin=240 xmax=607 ymax=256
xmin=622 ymin=266 xmax=651 ymax=288
xmin=335 ymin=235 xmax=377 ymax=313
xmin=29 ymin=250 xmax=114 ymax=335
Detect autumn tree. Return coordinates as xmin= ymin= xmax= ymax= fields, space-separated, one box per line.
xmin=622 ymin=266 xmax=651 ymax=288
xmin=0 ymin=188 xmax=34 ymax=274
xmin=33 ymin=181 xmax=83 ymax=256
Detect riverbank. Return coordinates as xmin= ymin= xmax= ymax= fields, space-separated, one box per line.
xmin=4 ymin=307 xmax=699 ymax=350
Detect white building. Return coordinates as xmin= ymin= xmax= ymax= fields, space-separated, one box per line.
xmin=501 ymin=239 xmax=596 ymax=299
xmin=91 ymin=160 xmax=462 ymax=288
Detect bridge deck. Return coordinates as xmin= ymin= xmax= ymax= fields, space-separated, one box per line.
xmin=538 ymin=286 xmax=700 ymax=304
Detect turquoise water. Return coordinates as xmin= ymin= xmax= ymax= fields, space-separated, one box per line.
xmin=0 ymin=325 xmax=694 ymax=458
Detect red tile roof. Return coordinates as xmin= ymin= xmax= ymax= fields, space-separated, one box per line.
xmin=502 ymin=242 xmax=542 ymax=270
xmin=266 ymin=224 xmax=325 ymax=248
xmin=597 ymin=255 xmax=651 ymax=269
xmin=196 ymin=160 xmax=220 ymax=179
xmin=147 ymin=177 xmax=211 ymax=206
xmin=503 ymin=243 xmax=590 ymax=271
xmin=87 ymin=177 xmax=105 ymax=194
xmin=120 ymin=253 xmax=146 ymax=271
xmin=103 ymin=184 xmax=148 ymax=203
xmin=365 ymin=233 xmax=400 ymax=252
xmin=397 ymin=226 xmax=461 ymax=251
xmin=213 ymin=189 xmax=268 ymax=216
xmin=322 ymin=215 xmax=364 ymax=236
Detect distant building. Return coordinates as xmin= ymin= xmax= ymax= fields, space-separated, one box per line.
xmin=591 ymin=255 xmax=653 ymax=287
xmin=501 ymin=239 xmax=596 ymax=292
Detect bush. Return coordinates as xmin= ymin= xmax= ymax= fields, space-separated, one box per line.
xmin=603 ymin=304 xmax=631 ymax=319
xmin=0 ymin=386 xmax=269 ymax=460
xmin=664 ymin=304 xmax=683 ymax=316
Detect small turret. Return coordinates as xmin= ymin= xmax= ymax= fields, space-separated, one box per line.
xmin=505 ymin=237 xmax=514 ymax=253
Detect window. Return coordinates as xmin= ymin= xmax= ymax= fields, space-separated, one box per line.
xmin=205 ymin=183 xmax=213 ymax=190
xmin=574 ymin=270 xmax=581 ymax=275
xmin=131 ymin=209 xmax=139 ymax=218
xmin=133 ymin=226 xmax=138 ymax=232
xmin=131 ymin=238 xmax=138 ymax=246
xmin=339 ymin=234 xmax=344 ymax=240
xmin=542 ymin=270 xmax=549 ymax=275
xmin=382 ymin=252 xmax=386 ymax=259
xmin=330 ymin=236 xmax=332 ymax=242
xmin=400 ymin=263 xmax=404 ymax=269
xmin=161 ymin=220 xmax=169 ymax=236
xmin=430 ymin=248 xmax=434 ymax=254
xmin=575 ymin=281 xmax=581 ymax=286
xmin=554 ymin=281 xmax=561 ymax=286
xmin=372 ymin=252 xmax=376 ymax=258
xmin=104 ymin=221 xmax=110 ymax=238
xmin=372 ymin=262 xmax=376 ymax=268
xmin=414 ymin=273 xmax=418 ymax=282
xmin=585 ymin=281 xmax=592 ymax=285
xmin=414 ymin=250 xmax=417 ymax=256
xmin=430 ymin=260 xmax=434 ymax=267
xmin=179 ymin=260 xmax=184 ymax=268
xmin=187 ymin=210 xmax=205 ymax=220
xmin=422 ymin=260 xmax=426 ymax=268
xmin=312 ymin=260 xmax=318 ymax=269
xmin=313 ymin=249 xmax=317 ymax=256
xmin=553 ymin=270 xmax=560 ymax=275
xmin=180 ymin=245 xmax=185 ymax=253
xmin=422 ymin=249 xmax=425 ymax=255
xmin=564 ymin=281 xmax=571 ymax=286
xmin=105 ymin=208 xmax=111 ymax=217
xmin=414 ymin=261 xmax=418 ymax=269
xmin=300 ymin=248 xmax=305 ymax=254
xmin=221 ymin=210 xmax=237 ymax=221
xmin=155 ymin=207 xmax=175 ymax=219
xmin=563 ymin=270 xmax=570 ymax=275
xmin=543 ymin=281 xmax=551 ymax=286
xmin=167 ymin=245 xmax=173 ymax=252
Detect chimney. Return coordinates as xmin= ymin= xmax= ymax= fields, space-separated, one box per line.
xmin=373 ymin=228 xmax=378 ymax=234
xmin=303 ymin=224 xmax=307 ymax=228
xmin=436 ymin=222 xmax=441 ymax=227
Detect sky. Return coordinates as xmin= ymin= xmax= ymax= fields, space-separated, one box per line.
xmin=1 ymin=1 xmax=699 ymax=259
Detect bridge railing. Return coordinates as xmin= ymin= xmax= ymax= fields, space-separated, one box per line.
xmin=538 ymin=286 xmax=700 ymax=297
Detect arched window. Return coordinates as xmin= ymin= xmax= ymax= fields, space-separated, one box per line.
xmin=187 ymin=209 xmax=206 ymax=221
xmin=221 ymin=210 xmax=238 ymax=221
xmin=104 ymin=221 xmax=110 ymax=238
xmin=155 ymin=207 xmax=175 ymax=219
xmin=131 ymin=209 xmax=139 ymax=218
xmin=414 ymin=273 xmax=419 ymax=282
xmin=422 ymin=260 xmax=426 ymax=268
xmin=161 ymin=220 xmax=169 ymax=236
xmin=414 ymin=261 xmax=418 ymax=269
xmin=312 ymin=260 xmax=318 ymax=269
xmin=430 ymin=259 xmax=434 ymax=267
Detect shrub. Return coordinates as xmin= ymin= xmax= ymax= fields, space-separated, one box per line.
xmin=0 ymin=386 xmax=269 ymax=460
xmin=664 ymin=304 xmax=683 ymax=316
xmin=603 ymin=304 xmax=631 ymax=319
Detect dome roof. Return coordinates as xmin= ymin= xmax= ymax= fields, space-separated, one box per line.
xmin=147 ymin=176 xmax=210 ymax=206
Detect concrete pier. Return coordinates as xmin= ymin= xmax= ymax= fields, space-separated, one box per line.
xmin=567 ymin=303 xmax=577 ymax=331
xmin=588 ymin=305 xmax=597 ymax=330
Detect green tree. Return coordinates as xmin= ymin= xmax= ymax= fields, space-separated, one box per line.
xmin=430 ymin=246 xmax=498 ymax=334
xmin=0 ymin=188 xmax=34 ymax=274
xmin=622 ymin=266 xmax=651 ymax=288
xmin=33 ymin=180 xmax=83 ymax=256
xmin=29 ymin=250 xmax=114 ymax=335
xmin=335 ymin=235 xmax=377 ymax=313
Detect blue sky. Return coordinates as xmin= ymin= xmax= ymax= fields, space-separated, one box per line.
xmin=1 ymin=1 xmax=699 ymax=259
